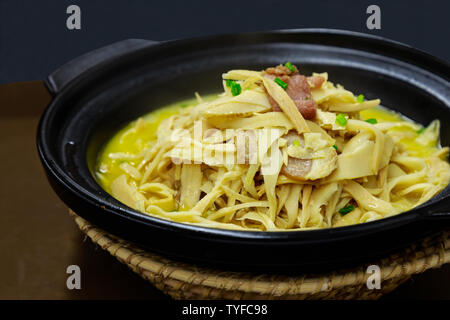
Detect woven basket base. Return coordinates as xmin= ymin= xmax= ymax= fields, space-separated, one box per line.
xmin=69 ymin=210 xmax=449 ymax=300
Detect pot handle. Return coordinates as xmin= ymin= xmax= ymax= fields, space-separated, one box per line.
xmin=45 ymin=39 xmax=159 ymax=96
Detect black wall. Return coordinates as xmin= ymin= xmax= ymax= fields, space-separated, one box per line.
xmin=0 ymin=0 xmax=448 ymax=84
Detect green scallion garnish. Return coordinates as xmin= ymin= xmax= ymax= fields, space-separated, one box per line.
xmin=417 ymin=128 xmax=426 ymax=134
xmin=365 ymin=118 xmax=377 ymax=124
xmin=333 ymin=145 xmax=338 ymax=150
xmin=339 ymin=204 xmax=355 ymax=215
xmin=292 ymin=140 xmax=301 ymax=147
xmin=357 ymin=94 xmax=365 ymax=103
xmin=336 ymin=113 xmax=347 ymax=127
xmin=285 ymin=62 xmax=295 ymax=72
xmin=230 ymin=82 xmax=242 ymax=96
xmin=274 ymin=77 xmax=288 ymax=90
xmin=226 ymin=79 xmax=233 ymax=87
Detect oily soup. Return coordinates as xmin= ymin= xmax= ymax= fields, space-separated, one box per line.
xmin=95 ymin=65 xmax=450 ymax=231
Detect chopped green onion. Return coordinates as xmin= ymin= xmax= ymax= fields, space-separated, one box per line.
xmin=336 ymin=113 xmax=347 ymax=127
xmin=305 ymin=97 xmax=310 ymax=100
xmin=274 ymin=77 xmax=288 ymax=90
xmin=226 ymin=79 xmax=242 ymax=95
xmin=417 ymin=128 xmax=426 ymax=134
xmin=285 ymin=62 xmax=295 ymax=72
xmin=333 ymin=144 xmax=338 ymax=150
xmin=357 ymin=94 xmax=365 ymax=103
xmin=230 ymin=82 xmax=242 ymax=96
xmin=365 ymin=118 xmax=377 ymax=124
xmin=292 ymin=140 xmax=301 ymax=147
xmin=339 ymin=204 xmax=355 ymax=215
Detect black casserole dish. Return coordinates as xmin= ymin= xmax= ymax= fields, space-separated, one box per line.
xmin=37 ymin=29 xmax=450 ymax=272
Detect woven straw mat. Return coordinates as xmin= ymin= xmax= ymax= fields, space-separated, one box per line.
xmin=69 ymin=209 xmax=449 ymax=300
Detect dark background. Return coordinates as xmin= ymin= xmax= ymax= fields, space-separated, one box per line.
xmin=0 ymin=0 xmax=449 ymax=84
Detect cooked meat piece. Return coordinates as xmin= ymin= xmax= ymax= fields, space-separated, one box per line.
xmin=263 ymin=65 xmax=317 ymax=120
xmin=285 ymin=75 xmax=317 ymax=120
xmin=280 ymin=130 xmax=337 ymax=180
xmin=307 ymin=75 xmax=325 ymax=89
xmin=265 ymin=64 xmax=298 ymax=77
xmin=282 ymin=157 xmax=313 ymax=180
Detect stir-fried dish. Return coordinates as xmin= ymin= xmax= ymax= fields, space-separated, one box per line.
xmin=95 ymin=64 xmax=450 ymax=231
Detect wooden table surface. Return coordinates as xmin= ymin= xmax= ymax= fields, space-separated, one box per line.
xmin=0 ymin=81 xmax=448 ymax=299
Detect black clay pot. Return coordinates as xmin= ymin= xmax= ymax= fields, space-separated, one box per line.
xmin=37 ymin=29 xmax=450 ymax=272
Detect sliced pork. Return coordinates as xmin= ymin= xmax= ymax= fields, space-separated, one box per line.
xmin=263 ymin=64 xmax=323 ymax=120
